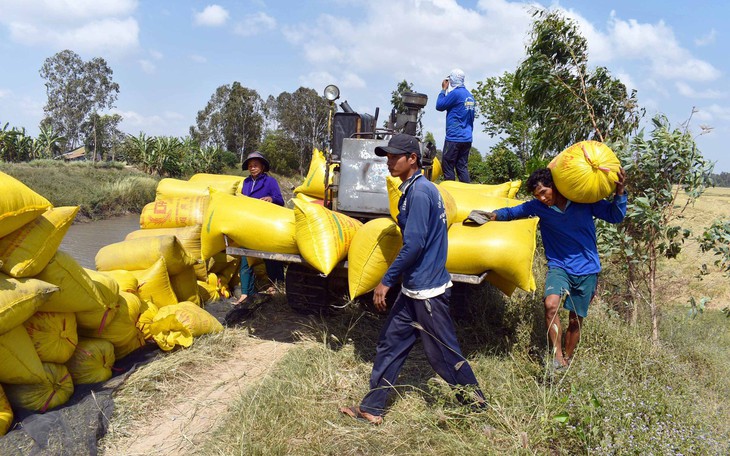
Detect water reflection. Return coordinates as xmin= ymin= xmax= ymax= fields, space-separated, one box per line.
xmin=59 ymin=213 xmax=141 ymax=269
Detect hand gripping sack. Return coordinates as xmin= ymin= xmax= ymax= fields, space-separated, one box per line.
xmin=445 ymin=219 xmax=539 ymax=292
xmin=0 ymin=170 xmax=52 ymax=239
xmin=347 ymin=218 xmax=402 ymax=299
xmin=292 ymin=198 xmax=362 ymax=275
xmin=548 ymin=140 xmax=621 ymax=203
xmin=0 ymin=206 xmax=79 ymax=278
xmin=436 ymin=184 xmax=523 ymax=222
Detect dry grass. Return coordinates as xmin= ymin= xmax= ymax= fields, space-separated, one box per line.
xmin=656 ymin=186 xmax=730 ymax=309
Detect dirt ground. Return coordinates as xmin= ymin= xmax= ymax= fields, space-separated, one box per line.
xmin=100 ymin=297 xmax=309 ymax=456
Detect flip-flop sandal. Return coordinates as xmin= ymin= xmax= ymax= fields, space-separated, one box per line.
xmin=339 ymin=406 xmax=383 ymax=425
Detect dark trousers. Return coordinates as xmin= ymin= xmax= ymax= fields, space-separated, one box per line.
xmin=442 ymin=140 xmax=472 ymax=182
xmin=359 ymin=289 xmax=483 ymax=416
xmin=239 ymin=259 xmax=285 ymax=296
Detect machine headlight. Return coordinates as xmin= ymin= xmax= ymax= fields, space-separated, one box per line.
xmin=324 ymin=84 xmax=340 ymax=102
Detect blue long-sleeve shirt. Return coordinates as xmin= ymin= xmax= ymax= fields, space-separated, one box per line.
xmin=435 ymin=86 xmax=475 ymax=142
xmin=494 ymin=194 xmax=627 ymax=275
xmin=382 ymin=173 xmax=451 ymax=290
xmin=241 ymin=173 xmax=284 ymax=206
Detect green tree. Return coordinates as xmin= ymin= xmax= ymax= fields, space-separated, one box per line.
xmin=32 ymin=125 xmax=64 ymax=159
xmin=514 ymin=10 xmax=642 ymax=159
xmin=82 ymin=113 xmax=124 ymax=161
xmin=260 ymin=130 xmax=299 ymax=176
xmin=39 ymin=50 xmax=119 ymax=151
xmin=0 ymin=123 xmax=34 ymax=162
xmin=473 ymin=71 xmax=534 ymax=164
xmin=275 ymin=87 xmax=329 ymax=175
xmin=599 ymin=114 xmax=714 ymax=341
xmin=191 ymin=82 xmax=264 ymax=164
xmin=386 ymin=79 xmax=425 ymax=136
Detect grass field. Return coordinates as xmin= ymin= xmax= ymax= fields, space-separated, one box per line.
xmin=98 ymin=184 xmax=730 ymax=455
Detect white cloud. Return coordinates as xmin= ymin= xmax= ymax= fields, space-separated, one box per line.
xmin=0 ymin=89 xmax=10 ymax=98
xmin=149 ymin=49 xmax=163 ymax=60
xmin=675 ymin=82 xmax=726 ymax=100
xmin=0 ymin=0 xmax=137 ymax=24
xmin=234 ymin=12 xmax=276 ymax=37
xmin=0 ymin=0 xmax=140 ymax=54
xmin=189 ymin=54 xmax=207 ymax=63
xmin=194 ymin=5 xmax=229 ymax=27
xmin=703 ymin=104 xmax=730 ymax=122
xmin=695 ymin=29 xmax=716 ymax=46
xmin=138 ymin=59 xmax=155 ymax=74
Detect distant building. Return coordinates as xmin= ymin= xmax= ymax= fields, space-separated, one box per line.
xmin=56 ymin=146 xmax=86 ymax=161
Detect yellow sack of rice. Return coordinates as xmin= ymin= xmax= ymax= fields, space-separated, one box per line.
xmin=0 ymin=385 xmax=12 ymax=436
xmin=347 ymin=218 xmax=402 ymax=299
xmin=548 ymin=140 xmax=621 ymax=203
xmin=36 ymin=251 xmax=107 ymax=313
xmin=65 ymin=337 xmax=115 ymax=385
xmin=169 ymin=266 xmax=201 ymax=305
xmin=147 ymin=301 xmax=223 ymax=351
xmin=0 ymin=170 xmax=52 ymax=239
xmin=483 ymin=271 xmax=519 ymax=297
xmin=95 ymin=235 xmax=196 ymax=275
xmin=293 ymin=148 xmax=334 ymax=199
xmin=436 ymin=186 xmax=523 ymax=222
xmin=83 ymin=292 xmax=145 ymax=359
xmin=439 ymin=179 xmax=513 ymax=198
xmin=131 ymin=257 xmax=178 ymax=308
xmin=4 ymin=362 xmax=74 ymax=412
xmin=386 ymin=176 xmax=457 ymax=227
xmin=445 ymin=219 xmax=538 ymax=292
xmin=206 ymin=251 xmax=239 ymax=274
xmin=292 ymin=198 xmax=362 ymax=275
xmin=508 ymin=180 xmax=522 ymax=198
xmin=438 ymin=181 xmax=522 ymax=222
xmin=1 ymin=272 xmax=58 ymax=335
xmin=426 ymin=156 xmax=443 ymax=181
xmin=97 ymin=269 xmax=139 ymax=293
xmin=201 ymin=190 xmax=298 ymax=259
xmin=156 ymin=177 xmax=239 ymax=199
xmin=139 ymin=196 xmax=209 ymax=229
xmin=0 ymin=324 xmax=46 ymax=384
xmin=75 ymin=268 xmax=121 ymax=333
xmin=23 ymin=312 xmax=77 ymax=364
xmin=0 ymin=206 xmax=79 ymax=278
xmin=126 ymin=225 xmax=205 ymax=279
xmin=188 ymin=173 xmax=244 ymax=194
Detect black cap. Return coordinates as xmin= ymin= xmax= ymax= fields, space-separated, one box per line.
xmin=242 ymin=151 xmax=270 ymax=172
xmin=374 ymin=133 xmax=421 ymax=158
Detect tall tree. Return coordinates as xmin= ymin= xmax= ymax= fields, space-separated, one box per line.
xmin=514 ymin=10 xmax=642 ymax=158
xmin=386 ymin=79 xmax=425 ymax=136
xmin=191 ymin=82 xmax=264 ymax=164
xmin=82 ymin=113 xmax=124 ymax=161
xmin=39 ymin=50 xmax=119 ymax=151
xmin=275 ymin=87 xmax=329 ymax=175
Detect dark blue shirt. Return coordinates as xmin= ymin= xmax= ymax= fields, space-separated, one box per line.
xmin=435 ymin=86 xmax=475 ymax=142
xmin=494 ymin=194 xmax=627 ymax=275
xmin=382 ymin=173 xmax=451 ymax=290
xmin=241 ymin=173 xmax=284 ymax=206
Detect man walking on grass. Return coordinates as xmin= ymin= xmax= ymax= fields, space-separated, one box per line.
xmin=485 ymin=167 xmax=627 ymax=369
xmin=340 ymin=133 xmax=485 ymax=425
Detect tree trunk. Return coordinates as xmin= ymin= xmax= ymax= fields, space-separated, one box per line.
xmin=649 ymin=248 xmax=659 ymax=343
xmin=628 ymin=261 xmax=639 ymax=326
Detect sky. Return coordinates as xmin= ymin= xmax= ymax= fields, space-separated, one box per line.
xmin=0 ymin=0 xmax=728 ymax=173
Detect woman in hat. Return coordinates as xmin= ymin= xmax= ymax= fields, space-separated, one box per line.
xmin=236 ymin=151 xmax=285 ymax=305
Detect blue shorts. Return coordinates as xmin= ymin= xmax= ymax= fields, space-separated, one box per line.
xmin=544 ymin=267 xmax=597 ymax=318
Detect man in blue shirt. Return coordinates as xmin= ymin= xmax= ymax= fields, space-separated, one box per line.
xmin=340 ymin=134 xmax=485 ymax=425
xmin=436 ymin=68 xmax=476 ymax=182
xmin=487 ymin=167 xmax=627 ymax=369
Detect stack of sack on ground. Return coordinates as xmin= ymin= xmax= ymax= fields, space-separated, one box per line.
xmin=137 ymin=173 xmax=246 ymax=301
xmin=0 ymin=172 xmax=222 ymax=430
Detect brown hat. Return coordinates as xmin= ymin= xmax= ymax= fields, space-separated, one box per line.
xmin=242 ymin=151 xmax=270 ymax=172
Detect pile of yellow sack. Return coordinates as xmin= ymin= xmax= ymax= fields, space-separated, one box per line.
xmin=0 ymin=172 xmax=222 ymax=431
xmin=138 ymin=173 xmax=247 ymax=301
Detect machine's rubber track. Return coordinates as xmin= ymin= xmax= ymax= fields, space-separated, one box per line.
xmin=284 ymin=263 xmax=350 ymax=313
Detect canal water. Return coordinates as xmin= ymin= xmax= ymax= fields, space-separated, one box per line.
xmin=59 ymin=213 xmax=142 ymax=269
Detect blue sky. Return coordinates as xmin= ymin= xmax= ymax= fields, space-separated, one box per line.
xmin=1 ymin=0 xmax=728 ymax=172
